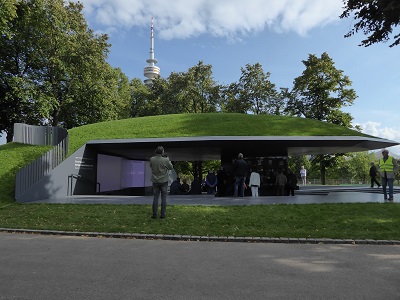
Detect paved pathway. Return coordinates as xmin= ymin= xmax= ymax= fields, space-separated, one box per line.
xmin=2 ymin=186 xmax=400 ymax=299
xmin=28 ymin=185 xmax=400 ymax=205
xmin=1 ymin=232 xmax=399 ymax=300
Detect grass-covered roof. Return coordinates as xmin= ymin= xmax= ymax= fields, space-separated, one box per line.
xmin=68 ymin=113 xmax=368 ymax=154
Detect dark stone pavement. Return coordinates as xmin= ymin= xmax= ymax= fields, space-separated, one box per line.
xmin=27 ymin=185 xmax=400 ymax=205
xmin=0 ymin=232 xmax=399 ymax=300
xmin=1 ymin=185 xmax=400 ymax=299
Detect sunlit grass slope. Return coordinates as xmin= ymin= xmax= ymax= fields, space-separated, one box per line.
xmin=0 ymin=143 xmax=51 ymax=203
xmin=68 ymin=113 xmax=367 ymax=154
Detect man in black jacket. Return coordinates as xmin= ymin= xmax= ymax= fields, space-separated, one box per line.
xmin=369 ymin=162 xmax=381 ymax=188
xmin=233 ymin=153 xmax=247 ymax=197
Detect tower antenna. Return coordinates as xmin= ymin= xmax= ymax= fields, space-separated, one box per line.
xmin=143 ymin=17 xmax=160 ymax=85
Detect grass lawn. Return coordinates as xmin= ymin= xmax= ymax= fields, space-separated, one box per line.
xmin=0 ymin=143 xmax=51 ymax=203
xmin=67 ymin=113 xmax=369 ymax=154
xmin=1 ymin=113 xmax=396 ymax=240
xmin=1 ymin=202 xmax=399 ymax=240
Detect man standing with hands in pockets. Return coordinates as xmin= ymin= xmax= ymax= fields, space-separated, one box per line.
xmin=150 ymin=146 xmax=174 ymax=219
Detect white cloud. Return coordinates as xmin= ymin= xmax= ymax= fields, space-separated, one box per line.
xmin=358 ymin=121 xmax=400 ymax=156
xmin=77 ymin=0 xmax=343 ymax=39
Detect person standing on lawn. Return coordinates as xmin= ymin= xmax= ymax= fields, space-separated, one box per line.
xmin=150 ymin=146 xmax=174 ymax=218
xmin=378 ymin=149 xmax=399 ymax=202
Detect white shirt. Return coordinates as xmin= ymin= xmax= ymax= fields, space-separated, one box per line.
xmin=249 ymin=172 xmax=261 ymax=187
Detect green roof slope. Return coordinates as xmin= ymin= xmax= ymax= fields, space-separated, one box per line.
xmin=68 ymin=113 xmax=368 ymax=154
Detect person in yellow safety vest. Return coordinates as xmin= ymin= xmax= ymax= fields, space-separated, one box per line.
xmin=378 ymin=149 xmax=399 ymax=202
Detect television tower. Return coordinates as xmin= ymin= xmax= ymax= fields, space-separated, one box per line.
xmin=143 ymin=17 xmax=160 ymax=85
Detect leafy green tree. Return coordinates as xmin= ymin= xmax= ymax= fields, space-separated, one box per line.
xmin=220 ymin=82 xmax=247 ymax=113
xmin=347 ymin=152 xmax=377 ymax=184
xmin=326 ymin=152 xmax=375 ymax=184
xmin=147 ymin=77 xmax=175 ymax=115
xmin=0 ymin=0 xmax=53 ymax=141
xmin=0 ymin=0 xmax=126 ymax=141
xmin=308 ymin=154 xmax=342 ymax=185
xmin=396 ymin=159 xmax=400 ymax=186
xmin=173 ymin=160 xmax=221 ymax=183
xmin=288 ymin=155 xmax=311 ymax=181
xmin=286 ymin=52 xmax=358 ymax=184
xmin=186 ymin=61 xmax=220 ymax=113
xmin=28 ymin=0 xmax=112 ymax=128
xmin=230 ymin=63 xmax=279 ymax=115
xmin=160 ymin=73 xmax=191 ymax=114
xmin=109 ymin=67 xmax=132 ymax=120
xmin=129 ymin=78 xmax=154 ymax=117
xmin=60 ymin=65 xmax=131 ymax=128
xmin=0 ymin=0 xmax=17 ymax=33
xmin=340 ymin=0 xmax=400 ymax=47
xmin=131 ymin=61 xmax=220 ymax=117
xmin=287 ymin=52 xmax=357 ymax=127
xmin=167 ymin=61 xmax=220 ymax=113
xmin=324 ymin=155 xmax=347 ymax=182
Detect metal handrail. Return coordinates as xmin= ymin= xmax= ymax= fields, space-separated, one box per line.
xmin=67 ymin=174 xmax=101 ymax=196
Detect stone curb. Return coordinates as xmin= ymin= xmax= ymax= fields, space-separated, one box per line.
xmin=1 ymin=228 xmax=400 ymax=245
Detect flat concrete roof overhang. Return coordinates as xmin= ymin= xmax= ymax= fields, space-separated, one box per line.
xmin=86 ymin=136 xmax=399 ymax=161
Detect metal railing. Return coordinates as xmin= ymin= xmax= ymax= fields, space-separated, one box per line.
xmin=14 ymin=123 xmax=68 ymax=200
xmin=67 ymin=174 xmax=100 ymax=196
xmin=13 ymin=123 xmax=68 ymax=146
xmin=306 ymin=179 xmax=366 ymax=185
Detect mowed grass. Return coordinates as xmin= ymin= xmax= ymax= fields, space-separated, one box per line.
xmin=1 ymin=203 xmax=400 ymax=240
xmin=1 ymin=113 xmax=396 ymax=240
xmin=0 ymin=143 xmax=51 ymax=204
xmin=67 ymin=113 xmax=369 ymax=154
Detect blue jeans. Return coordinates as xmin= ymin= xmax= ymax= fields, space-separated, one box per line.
xmin=234 ymin=176 xmax=246 ymax=197
xmin=381 ymin=177 xmax=394 ymax=199
xmin=152 ymin=182 xmax=168 ymax=217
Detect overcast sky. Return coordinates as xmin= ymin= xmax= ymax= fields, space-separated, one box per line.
xmin=2 ymin=0 xmax=399 ymax=155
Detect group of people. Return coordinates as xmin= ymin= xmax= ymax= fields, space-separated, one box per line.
xmin=149 ymin=146 xmax=399 ymax=219
xmin=201 ymin=153 xmax=250 ymax=197
xmin=170 ymin=176 xmax=204 ymax=195
xmin=169 ymin=177 xmax=190 ymax=195
xmin=206 ymin=153 xmax=300 ymax=197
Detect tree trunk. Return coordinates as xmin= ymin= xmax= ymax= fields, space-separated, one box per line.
xmin=6 ymin=126 xmax=13 ymax=143
xmin=192 ymin=161 xmax=203 ymax=180
xmin=6 ymin=132 xmax=13 ymax=143
xmin=320 ymin=156 xmax=326 ymax=185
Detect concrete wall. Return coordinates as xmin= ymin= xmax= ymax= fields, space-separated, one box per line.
xmin=16 ymin=145 xmax=97 ymax=203
xmin=16 ymin=145 xmax=156 ymax=202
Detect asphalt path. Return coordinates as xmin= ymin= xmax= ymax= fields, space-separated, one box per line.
xmin=1 ymin=232 xmax=399 ymax=300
